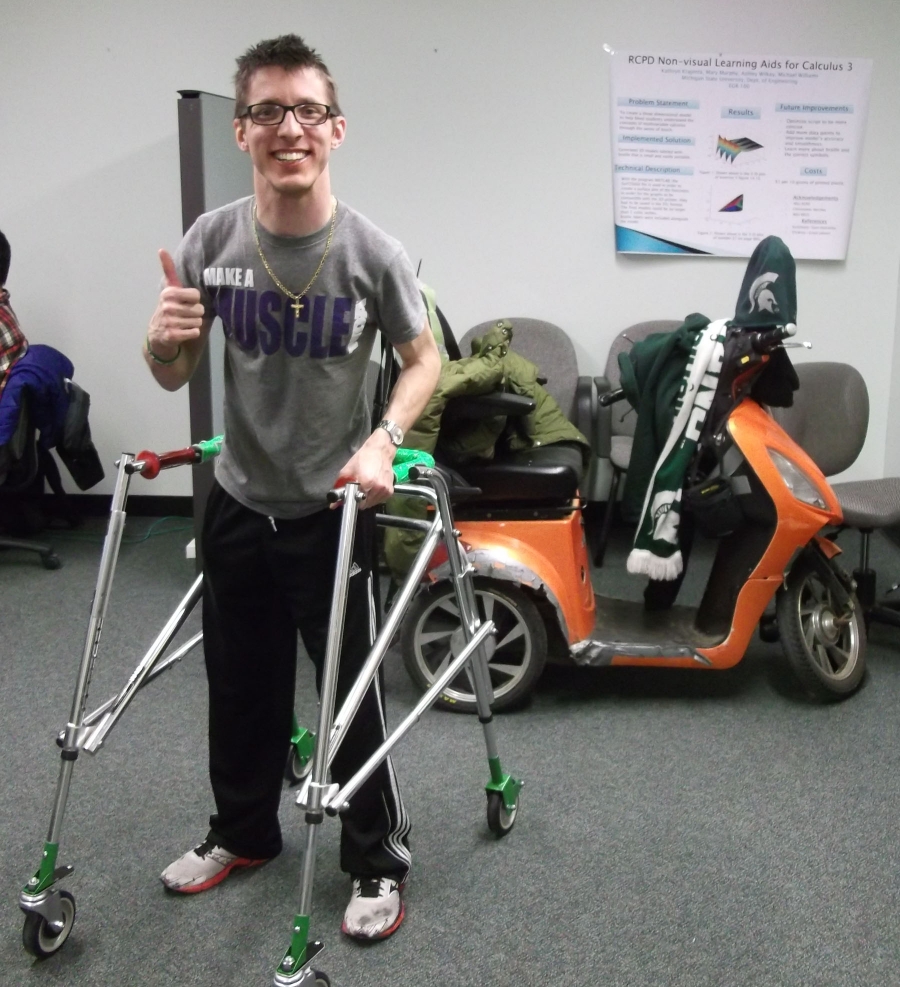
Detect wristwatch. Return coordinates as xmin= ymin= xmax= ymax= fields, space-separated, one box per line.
xmin=376 ymin=419 xmax=404 ymax=447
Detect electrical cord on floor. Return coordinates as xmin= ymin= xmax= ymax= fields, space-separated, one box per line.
xmin=47 ymin=517 xmax=193 ymax=544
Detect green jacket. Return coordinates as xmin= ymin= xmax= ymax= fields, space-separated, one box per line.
xmin=385 ymin=320 xmax=589 ymax=580
xmin=406 ymin=320 xmax=588 ymax=462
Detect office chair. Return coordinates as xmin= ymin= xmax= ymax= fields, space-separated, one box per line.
xmin=772 ymin=361 xmax=900 ymax=629
xmin=0 ymin=392 xmax=61 ymax=569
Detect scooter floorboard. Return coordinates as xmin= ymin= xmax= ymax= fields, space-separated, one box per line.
xmin=576 ymin=595 xmax=725 ymax=666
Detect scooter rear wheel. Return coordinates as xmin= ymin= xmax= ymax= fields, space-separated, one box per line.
xmin=776 ymin=554 xmax=866 ymax=699
xmin=401 ymin=579 xmax=547 ymax=713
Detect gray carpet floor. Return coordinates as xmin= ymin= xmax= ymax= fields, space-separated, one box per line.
xmin=3 ymin=517 xmax=900 ymax=987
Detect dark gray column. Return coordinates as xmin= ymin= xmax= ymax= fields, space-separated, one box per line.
xmin=176 ymin=90 xmax=253 ymax=567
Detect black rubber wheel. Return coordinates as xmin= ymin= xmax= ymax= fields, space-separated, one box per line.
xmin=486 ymin=791 xmax=517 ymax=837
xmin=41 ymin=553 xmax=62 ymax=570
xmin=401 ymin=579 xmax=547 ymax=713
xmin=284 ymin=745 xmax=313 ymax=785
xmin=314 ymin=972 xmax=330 ymax=987
xmin=22 ymin=890 xmax=76 ymax=958
xmin=776 ymin=554 xmax=866 ymax=700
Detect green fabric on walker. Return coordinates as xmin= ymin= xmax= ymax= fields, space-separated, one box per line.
xmin=391 ymin=448 xmax=434 ymax=484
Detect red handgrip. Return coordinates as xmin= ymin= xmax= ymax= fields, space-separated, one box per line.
xmin=136 ymin=446 xmax=198 ymax=479
xmin=136 ymin=450 xmax=161 ymax=479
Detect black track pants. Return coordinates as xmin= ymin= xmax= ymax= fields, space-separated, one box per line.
xmin=200 ymin=481 xmax=410 ymax=877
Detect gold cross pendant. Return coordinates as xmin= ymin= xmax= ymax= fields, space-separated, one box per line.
xmin=291 ymin=298 xmax=303 ymax=317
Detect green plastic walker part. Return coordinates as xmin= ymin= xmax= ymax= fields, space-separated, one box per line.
xmin=23 ymin=841 xmax=60 ymax=896
xmin=486 ymin=757 xmax=523 ymax=812
xmin=392 ymin=448 xmax=435 ymax=484
xmin=193 ymin=435 xmax=224 ymax=462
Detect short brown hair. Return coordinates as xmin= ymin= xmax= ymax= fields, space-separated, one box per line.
xmin=234 ymin=34 xmax=341 ymax=117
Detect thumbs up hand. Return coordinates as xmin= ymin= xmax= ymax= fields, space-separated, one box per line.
xmin=159 ymin=248 xmax=184 ymax=289
xmin=146 ymin=249 xmax=205 ymax=364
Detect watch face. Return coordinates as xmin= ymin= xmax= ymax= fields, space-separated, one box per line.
xmin=380 ymin=420 xmax=402 ymax=446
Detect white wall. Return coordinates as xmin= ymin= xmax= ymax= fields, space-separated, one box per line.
xmin=3 ymin=0 xmax=899 ymax=495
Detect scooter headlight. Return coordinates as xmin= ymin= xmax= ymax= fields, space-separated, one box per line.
xmin=768 ymin=449 xmax=826 ymax=509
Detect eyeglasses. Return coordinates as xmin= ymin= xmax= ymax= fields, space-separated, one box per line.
xmin=242 ymin=102 xmax=333 ymax=126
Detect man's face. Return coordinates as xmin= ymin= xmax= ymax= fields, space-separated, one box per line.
xmin=234 ymin=66 xmax=346 ymax=200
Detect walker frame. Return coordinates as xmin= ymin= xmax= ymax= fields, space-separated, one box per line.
xmin=18 ymin=441 xmax=522 ymax=987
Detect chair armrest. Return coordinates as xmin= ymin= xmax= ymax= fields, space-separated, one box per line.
xmin=575 ymin=376 xmax=598 ymax=450
xmin=442 ymin=392 xmax=536 ymax=423
xmin=593 ymin=376 xmax=613 ymax=457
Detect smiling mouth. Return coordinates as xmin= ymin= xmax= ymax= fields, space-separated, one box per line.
xmin=274 ymin=151 xmax=309 ymax=162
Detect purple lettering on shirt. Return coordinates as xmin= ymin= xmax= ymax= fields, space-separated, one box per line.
xmin=214 ymin=287 xmax=234 ymax=338
xmin=232 ymin=290 xmax=257 ymax=351
xmin=310 ymin=296 xmax=329 ymax=359
xmin=258 ymin=291 xmax=282 ymax=355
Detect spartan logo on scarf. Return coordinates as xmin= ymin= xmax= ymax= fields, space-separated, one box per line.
xmin=746 ymin=272 xmax=780 ymax=315
xmin=650 ymin=489 xmax=681 ymax=545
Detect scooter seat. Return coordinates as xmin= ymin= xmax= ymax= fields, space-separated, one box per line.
xmin=451 ymin=441 xmax=584 ymax=504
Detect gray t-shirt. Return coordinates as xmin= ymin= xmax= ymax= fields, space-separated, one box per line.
xmin=174 ymin=197 xmax=425 ymax=518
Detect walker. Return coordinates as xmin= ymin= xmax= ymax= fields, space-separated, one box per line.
xmin=18 ymin=439 xmax=522 ymax=987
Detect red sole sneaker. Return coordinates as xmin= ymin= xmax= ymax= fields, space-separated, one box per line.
xmin=166 ymin=855 xmax=270 ymax=894
xmin=341 ymin=900 xmax=406 ymax=941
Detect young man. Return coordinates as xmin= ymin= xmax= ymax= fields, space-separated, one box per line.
xmin=144 ymin=34 xmax=441 ymax=941
xmin=0 ymin=230 xmax=29 ymax=398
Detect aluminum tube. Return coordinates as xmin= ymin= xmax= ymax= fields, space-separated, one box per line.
xmin=305 ymin=485 xmax=360 ymax=811
xmin=296 ymin=808 xmax=321 ymax=918
xmin=326 ymin=620 xmax=495 ymax=812
xmin=45 ymin=758 xmax=76 ymax=845
xmin=64 ymin=456 xmax=133 ymax=739
xmin=83 ymin=575 xmax=203 ymax=752
xmin=78 ymin=631 xmax=203 ymax=733
xmin=326 ymin=517 xmax=443 ymax=764
xmin=377 ymin=515 xmax=434 ymax=533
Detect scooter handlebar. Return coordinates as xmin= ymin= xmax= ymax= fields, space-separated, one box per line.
xmin=750 ymin=323 xmax=796 ymax=354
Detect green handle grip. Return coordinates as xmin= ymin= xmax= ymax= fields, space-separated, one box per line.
xmin=193 ymin=435 xmax=224 ymax=462
xmin=392 ymin=448 xmax=435 ymax=484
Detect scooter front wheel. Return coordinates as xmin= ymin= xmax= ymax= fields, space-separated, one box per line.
xmin=401 ymin=579 xmax=547 ymax=713
xmin=776 ymin=554 xmax=866 ymax=700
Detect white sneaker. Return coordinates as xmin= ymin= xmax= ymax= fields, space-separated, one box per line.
xmin=341 ymin=876 xmax=406 ymax=940
xmin=160 ymin=839 xmax=270 ymax=894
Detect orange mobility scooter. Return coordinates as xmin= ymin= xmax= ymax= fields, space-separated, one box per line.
xmin=400 ymin=240 xmax=866 ymax=709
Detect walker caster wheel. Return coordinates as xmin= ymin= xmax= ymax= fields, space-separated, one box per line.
xmin=284 ymin=746 xmax=313 ymax=785
xmin=22 ymin=890 xmax=76 ymax=958
xmin=486 ymin=791 xmax=517 ymax=837
xmin=314 ymin=973 xmax=330 ymax=987
xmin=41 ymin=553 xmax=62 ymax=571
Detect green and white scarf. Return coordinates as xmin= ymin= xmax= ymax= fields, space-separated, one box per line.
xmin=627 ymin=319 xmax=728 ymax=581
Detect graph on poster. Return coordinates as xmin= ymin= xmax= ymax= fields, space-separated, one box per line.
xmin=609 ymin=52 xmax=872 ymax=258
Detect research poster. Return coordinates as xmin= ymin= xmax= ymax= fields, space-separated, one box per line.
xmin=610 ymin=52 xmax=872 ymax=258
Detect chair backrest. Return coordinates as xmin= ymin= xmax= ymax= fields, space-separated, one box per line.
xmin=458 ymin=318 xmax=579 ymax=421
xmin=605 ymin=320 xmax=682 ymax=438
xmin=0 ymin=390 xmax=37 ymax=490
xmin=770 ymin=361 xmax=868 ymax=477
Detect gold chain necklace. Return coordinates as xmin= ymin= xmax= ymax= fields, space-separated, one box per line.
xmin=251 ymin=197 xmax=337 ymax=317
